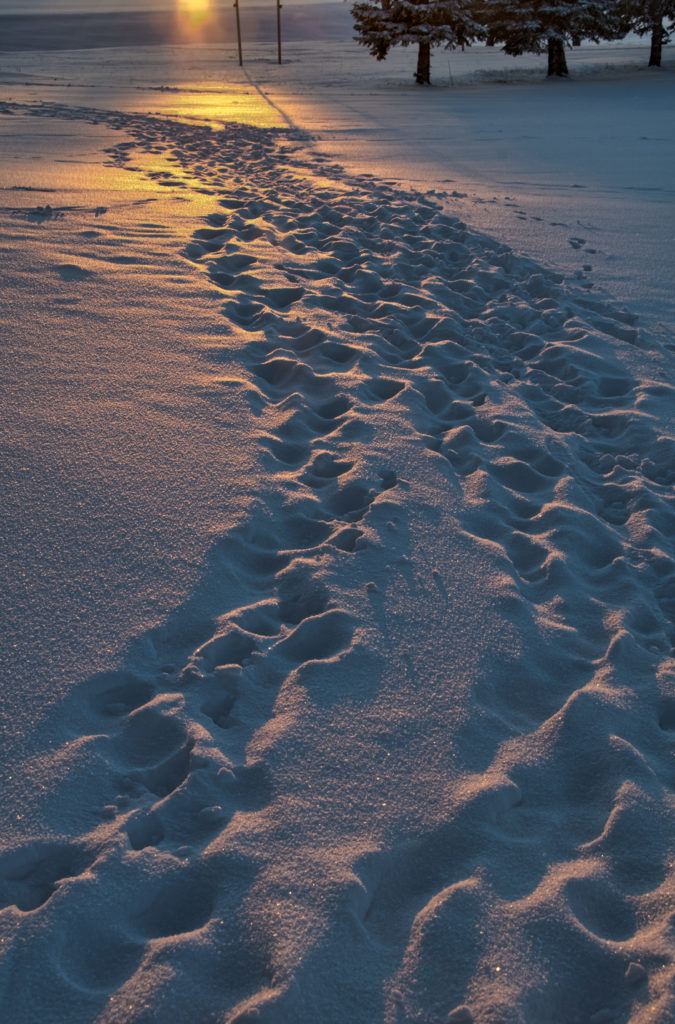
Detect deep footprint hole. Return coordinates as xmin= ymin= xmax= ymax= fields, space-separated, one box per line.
xmin=277 ymin=571 xmax=329 ymax=625
xmin=87 ymin=673 xmax=155 ymax=717
xmin=378 ymin=469 xmax=397 ymax=491
xmin=658 ymin=698 xmax=675 ymax=731
xmin=329 ymin=527 xmax=364 ymax=552
xmin=0 ymin=841 xmax=97 ymax=913
xmin=133 ymin=871 xmax=216 ymax=939
xmin=126 ymin=811 xmax=165 ymax=851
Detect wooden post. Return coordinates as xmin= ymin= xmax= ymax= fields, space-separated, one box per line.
xmin=276 ymin=0 xmax=282 ymax=65
xmin=234 ymin=0 xmax=243 ymax=66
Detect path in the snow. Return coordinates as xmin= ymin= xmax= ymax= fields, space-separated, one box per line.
xmin=1 ymin=104 xmax=674 ymax=1024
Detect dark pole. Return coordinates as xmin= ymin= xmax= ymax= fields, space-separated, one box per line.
xmin=276 ymin=0 xmax=282 ymax=64
xmin=234 ymin=0 xmax=243 ymax=66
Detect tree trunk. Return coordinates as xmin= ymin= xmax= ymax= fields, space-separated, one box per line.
xmin=547 ymin=36 xmax=568 ymax=77
xmin=648 ymin=19 xmax=662 ymax=66
xmin=415 ymin=41 xmax=431 ymax=84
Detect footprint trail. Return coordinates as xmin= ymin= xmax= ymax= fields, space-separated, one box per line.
xmin=1 ymin=101 xmax=675 ymax=1024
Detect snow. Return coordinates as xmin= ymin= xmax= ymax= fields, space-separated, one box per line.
xmin=1 ymin=9 xmax=674 ymax=1024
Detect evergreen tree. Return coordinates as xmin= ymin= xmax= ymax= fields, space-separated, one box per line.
xmin=618 ymin=0 xmax=674 ymax=65
xmin=481 ymin=0 xmax=624 ymax=76
xmin=351 ymin=0 xmax=485 ymax=84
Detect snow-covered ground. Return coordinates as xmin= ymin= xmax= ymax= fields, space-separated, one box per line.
xmin=1 ymin=13 xmax=672 ymax=335
xmin=1 ymin=11 xmax=674 ymax=1024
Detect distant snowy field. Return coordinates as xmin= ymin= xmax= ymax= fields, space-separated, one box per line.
xmin=1 ymin=6 xmax=672 ymax=332
xmin=1 ymin=9 xmax=674 ymax=1024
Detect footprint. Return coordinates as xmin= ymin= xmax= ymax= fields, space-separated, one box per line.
xmin=223 ymin=299 xmax=274 ymax=329
xmin=114 ymin=698 xmax=188 ymax=767
xmin=191 ymin=627 xmax=259 ymax=673
xmin=86 ymin=672 xmax=155 ymax=718
xmin=300 ymin=453 xmax=353 ymax=489
xmin=131 ymin=869 xmax=216 ymax=939
xmin=506 ymin=532 xmax=549 ymax=578
xmin=131 ymin=739 xmax=194 ymax=800
xmin=328 ymin=527 xmax=365 ymax=552
xmin=490 ymin=457 xmax=553 ymax=495
xmin=377 ymin=468 xmax=397 ymax=490
xmin=201 ymin=684 xmax=238 ymax=729
xmin=0 ymin=841 xmax=96 ymax=912
xmin=276 ymin=565 xmax=329 ymax=624
xmin=193 ymin=226 xmax=228 ymax=242
xmin=126 ymin=810 xmax=165 ymax=851
xmin=319 ymin=341 xmax=357 ymax=365
xmin=323 ymin=481 xmax=376 ymax=521
xmin=227 ymin=530 xmax=290 ymax=577
xmin=564 ymin=875 xmax=636 ymax=941
xmin=254 ymin=358 xmax=325 ymax=396
xmin=280 ymin=514 xmax=333 ymax=550
xmin=658 ymin=698 xmax=675 ymax=731
xmin=288 ymin=327 xmax=326 ymax=353
xmin=365 ymin=378 xmax=405 ymax=402
xmin=273 ymin=609 xmax=355 ymax=664
xmin=58 ymin=922 xmax=142 ymax=992
xmin=52 ymin=263 xmax=95 ymax=282
xmin=260 ymin=286 xmax=304 ymax=309
xmin=313 ymin=395 xmax=352 ymax=421
xmin=260 ymin=436 xmax=310 ymax=467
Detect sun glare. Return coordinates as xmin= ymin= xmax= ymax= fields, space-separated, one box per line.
xmin=178 ymin=0 xmax=211 ymax=11
xmin=175 ymin=0 xmax=213 ymax=37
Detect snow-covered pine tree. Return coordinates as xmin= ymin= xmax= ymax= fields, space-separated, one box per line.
xmin=618 ymin=0 xmax=674 ymax=65
xmin=351 ymin=0 xmax=485 ymax=84
xmin=481 ymin=0 xmax=624 ymax=76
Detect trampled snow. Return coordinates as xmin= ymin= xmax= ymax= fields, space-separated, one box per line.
xmin=0 ymin=11 xmax=674 ymax=1024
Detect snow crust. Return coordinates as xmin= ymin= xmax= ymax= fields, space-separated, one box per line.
xmin=1 ymin=13 xmax=674 ymax=1024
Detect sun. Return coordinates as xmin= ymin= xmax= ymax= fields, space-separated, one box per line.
xmin=177 ymin=0 xmax=211 ymax=13
xmin=175 ymin=0 xmax=212 ymax=33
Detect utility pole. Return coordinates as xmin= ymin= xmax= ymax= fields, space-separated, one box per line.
xmin=233 ymin=0 xmax=243 ymax=66
xmin=276 ymin=0 xmax=282 ymax=64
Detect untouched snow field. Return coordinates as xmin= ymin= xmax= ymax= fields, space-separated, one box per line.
xmin=1 ymin=10 xmax=675 ymax=1024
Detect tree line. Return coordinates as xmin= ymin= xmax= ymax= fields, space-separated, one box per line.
xmin=351 ymin=0 xmax=675 ymax=83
